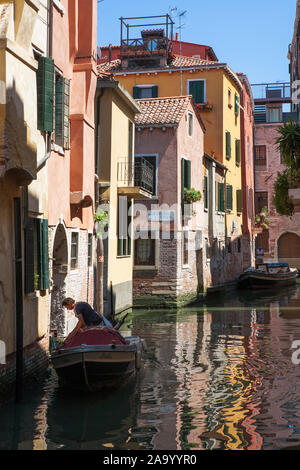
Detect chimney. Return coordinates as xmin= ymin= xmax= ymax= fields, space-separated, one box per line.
xmin=176 ymin=32 xmax=179 ymax=41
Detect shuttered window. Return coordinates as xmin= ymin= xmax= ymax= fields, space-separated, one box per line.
xmin=24 ymin=218 xmax=49 ymax=293
xmin=181 ymin=158 xmax=191 ymax=208
xmin=133 ymin=85 xmax=158 ymax=99
xmin=226 ymin=131 xmax=231 ymax=159
xmin=235 ymin=93 xmax=239 ymax=115
xmin=236 ymin=189 xmax=243 ymax=213
xmin=188 ymin=80 xmax=205 ymax=104
xmin=226 ymin=185 xmax=233 ymax=210
xmin=235 ymin=139 xmax=241 ymax=166
xmin=134 ymin=232 xmax=156 ymax=267
xmin=255 ymin=191 xmax=268 ymax=213
xmin=204 ymin=176 xmax=208 ymax=209
xmin=118 ymin=196 xmax=132 ymax=256
xmin=218 ymin=183 xmax=225 ymax=212
xmin=55 ymin=76 xmax=70 ymax=149
xmin=37 ymin=56 xmax=54 ymax=132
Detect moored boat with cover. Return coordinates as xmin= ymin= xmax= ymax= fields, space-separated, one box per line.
xmin=238 ymin=263 xmax=298 ymax=289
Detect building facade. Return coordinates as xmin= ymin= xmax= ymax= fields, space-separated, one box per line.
xmin=252 ymin=82 xmax=300 ymax=268
xmin=133 ymin=95 xmax=206 ymax=306
xmin=0 ymin=0 xmax=50 ymax=397
xmin=48 ymin=0 xmax=97 ymax=337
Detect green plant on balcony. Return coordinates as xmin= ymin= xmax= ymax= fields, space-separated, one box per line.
xmin=273 ymin=120 xmax=300 ymax=215
xmin=184 ymin=188 xmax=202 ymax=204
xmin=94 ymin=208 xmax=109 ymax=236
xmin=254 ymin=206 xmax=270 ymax=230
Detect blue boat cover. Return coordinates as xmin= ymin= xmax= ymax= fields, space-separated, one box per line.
xmin=266 ymin=263 xmax=289 ymax=268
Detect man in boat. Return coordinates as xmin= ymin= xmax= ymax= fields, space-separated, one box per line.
xmin=62 ymin=298 xmax=112 ymax=343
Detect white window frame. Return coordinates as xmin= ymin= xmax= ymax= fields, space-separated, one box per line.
xmin=70 ymin=229 xmax=80 ymax=271
xmin=135 ymin=154 xmax=159 ymax=199
xmin=187 ymin=79 xmax=206 ymax=104
xmin=187 ymin=111 xmax=194 ymax=137
xmin=133 ymin=228 xmax=159 ymax=271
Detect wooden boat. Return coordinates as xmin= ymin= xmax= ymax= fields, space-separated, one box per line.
xmin=51 ymin=326 xmax=143 ymax=391
xmin=238 ymin=263 xmax=298 ymax=289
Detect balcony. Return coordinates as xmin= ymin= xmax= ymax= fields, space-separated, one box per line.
xmin=289 ymin=188 xmax=300 ymax=212
xmin=117 ymin=158 xmax=154 ymax=199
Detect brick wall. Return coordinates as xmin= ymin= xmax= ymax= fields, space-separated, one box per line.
xmin=0 ymin=335 xmax=49 ymax=401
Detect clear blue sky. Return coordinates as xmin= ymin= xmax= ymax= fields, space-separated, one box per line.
xmin=97 ymin=0 xmax=296 ymax=85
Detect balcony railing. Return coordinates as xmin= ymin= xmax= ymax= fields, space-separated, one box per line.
xmin=118 ymin=158 xmax=154 ymax=195
xmin=251 ymin=82 xmax=291 ymax=102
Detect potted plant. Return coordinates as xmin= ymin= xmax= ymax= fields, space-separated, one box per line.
xmin=184 ymin=188 xmax=202 ymax=204
xmin=254 ymin=206 xmax=270 ymax=230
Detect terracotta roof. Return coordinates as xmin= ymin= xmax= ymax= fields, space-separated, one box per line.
xmin=135 ymin=95 xmax=206 ymax=132
xmin=97 ymin=55 xmax=220 ymax=74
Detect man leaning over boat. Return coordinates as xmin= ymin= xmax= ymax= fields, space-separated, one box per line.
xmin=62 ymin=298 xmax=112 ymax=344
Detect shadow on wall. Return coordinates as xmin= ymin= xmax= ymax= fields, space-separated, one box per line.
xmin=0 ymin=80 xmax=51 ymax=400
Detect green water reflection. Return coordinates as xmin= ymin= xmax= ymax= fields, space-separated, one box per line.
xmin=1 ymin=282 xmax=300 ymax=450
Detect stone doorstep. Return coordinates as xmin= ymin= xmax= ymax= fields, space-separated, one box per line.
xmin=151 ymin=282 xmax=178 ymax=287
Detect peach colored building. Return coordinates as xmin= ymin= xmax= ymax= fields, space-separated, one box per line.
xmin=48 ymin=0 xmax=98 ymax=336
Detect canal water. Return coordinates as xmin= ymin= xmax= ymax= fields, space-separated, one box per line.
xmin=1 ymin=282 xmax=300 ymax=450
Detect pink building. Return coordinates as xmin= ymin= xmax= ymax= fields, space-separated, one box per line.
xmin=48 ymin=0 xmax=98 ymax=336
xmin=133 ymin=95 xmax=207 ymax=307
xmin=253 ymin=82 xmax=300 ymax=268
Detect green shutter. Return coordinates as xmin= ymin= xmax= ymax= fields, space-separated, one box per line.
xmin=218 ymin=183 xmax=224 ymax=212
xmin=235 ymin=94 xmax=239 ymax=115
xmin=55 ymin=77 xmax=70 ymax=149
xmin=63 ymin=78 xmax=70 ymax=149
xmin=55 ymin=76 xmax=64 ymax=147
xmin=226 ymin=185 xmax=233 ymax=210
xmin=152 ymin=85 xmax=158 ymax=98
xmin=236 ymin=139 xmax=241 ymax=165
xmin=237 ymin=189 xmax=243 ymax=213
xmin=185 ymin=160 xmax=191 ymax=189
xmin=133 ymin=86 xmax=140 ymax=99
xmin=42 ymin=220 xmax=49 ymax=289
xmin=189 ymin=81 xmax=205 ymax=104
xmin=181 ymin=158 xmax=185 ymax=206
xmin=226 ymin=131 xmax=231 ymax=159
xmin=37 ymin=56 xmax=54 ymax=132
xmin=204 ymin=176 xmax=208 ymax=209
xmin=24 ymin=218 xmax=35 ymax=294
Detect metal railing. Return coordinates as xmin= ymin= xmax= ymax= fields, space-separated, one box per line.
xmin=251 ymin=82 xmax=291 ymax=101
xmin=117 ymin=158 xmax=154 ymax=194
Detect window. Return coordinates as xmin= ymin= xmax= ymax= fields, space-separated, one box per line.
xmin=235 ymin=93 xmax=239 ymax=115
xmin=37 ymin=56 xmax=54 ymax=132
xmin=226 ymin=185 xmax=233 ymax=211
xmin=226 ymin=131 xmax=231 ymax=159
xmin=181 ymin=158 xmax=191 ymax=207
xmin=188 ymin=112 xmax=193 ymax=137
xmin=134 ymin=232 xmax=156 ymax=267
xmin=54 ymin=73 xmax=70 ymax=149
xmin=268 ymin=107 xmax=281 ymax=123
xmin=204 ymin=176 xmax=208 ymax=210
xmin=236 ymin=189 xmax=243 ymax=214
xmin=188 ymin=80 xmax=205 ymax=104
xmin=235 ymin=139 xmax=241 ymax=166
xmin=135 ymin=155 xmax=157 ymax=196
xmin=133 ymin=85 xmax=158 ymax=99
xmin=228 ymin=88 xmax=232 ymax=108
xmin=182 ymin=230 xmax=189 ymax=265
xmin=255 ymin=191 xmax=268 ymax=213
xmin=128 ymin=121 xmax=134 ymax=166
xmin=254 ymin=145 xmax=266 ymax=166
xmin=24 ymin=218 xmax=49 ymax=293
xmin=71 ymin=232 xmax=79 ymax=269
xmin=217 ymin=182 xmax=225 ymax=212
xmin=117 ymin=196 xmax=132 ymax=256
xmin=88 ymin=234 xmax=92 ymax=267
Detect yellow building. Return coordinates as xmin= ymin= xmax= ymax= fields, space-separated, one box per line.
xmin=99 ymin=50 xmax=244 ymax=281
xmin=95 ymin=74 xmax=154 ymax=315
